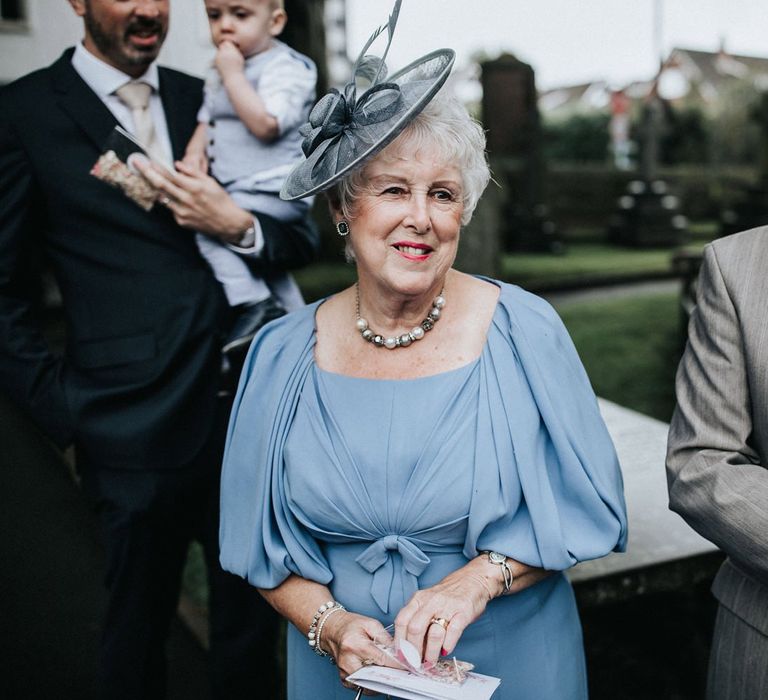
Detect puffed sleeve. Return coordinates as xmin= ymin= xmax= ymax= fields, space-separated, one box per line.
xmin=219 ymin=304 xmax=333 ymax=588
xmin=465 ymin=283 xmax=628 ymax=569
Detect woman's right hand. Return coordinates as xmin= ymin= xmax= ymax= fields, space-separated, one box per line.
xmin=320 ymin=610 xmax=398 ymax=693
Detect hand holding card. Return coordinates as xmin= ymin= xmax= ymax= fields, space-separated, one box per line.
xmin=347 ymin=665 xmax=501 ymax=700
xmin=346 ymin=627 xmax=500 ymax=699
xmin=385 ymin=637 xmax=475 ymax=685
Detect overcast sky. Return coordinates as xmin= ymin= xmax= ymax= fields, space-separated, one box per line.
xmin=345 ymin=0 xmax=768 ymax=89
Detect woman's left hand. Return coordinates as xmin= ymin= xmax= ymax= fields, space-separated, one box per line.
xmin=394 ymin=556 xmax=552 ymax=666
xmin=394 ymin=556 xmax=497 ymax=667
xmin=134 ymin=158 xmax=252 ymax=241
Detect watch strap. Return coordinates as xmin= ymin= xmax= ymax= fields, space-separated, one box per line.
xmin=482 ymin=551 xmax=513 ymax=592
xmin=237 ymin=220 xmax=257 ymax=248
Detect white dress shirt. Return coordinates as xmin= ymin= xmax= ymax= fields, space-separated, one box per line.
xmin=72 ymin=42 xmax=174 ymax=167
xmin=70 ymin=42 xmax=266 ymax=257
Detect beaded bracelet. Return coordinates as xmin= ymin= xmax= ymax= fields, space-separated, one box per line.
xmin=307 ymin=600 xmax=345 ymax=657
xmin=315 ymin=605 xmax=346 ymax=660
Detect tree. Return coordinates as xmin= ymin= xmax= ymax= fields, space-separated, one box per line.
xmin=282 ymin=0 xmax=329 ymax=96
xmin=660 ymin=105 xmax=709 ymax=165
xmin=542 ymin=113 xmax=611 ymax=163
xmin=708 ymin=79 xmax=762 ymax=165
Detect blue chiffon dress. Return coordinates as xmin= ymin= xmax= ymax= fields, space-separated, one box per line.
xmin=220 ymin=280 xmax=628 ymax=700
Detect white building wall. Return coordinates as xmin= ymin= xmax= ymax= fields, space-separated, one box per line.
xmin=324 ymin=0 xmax=350 ymax=88
xmin=0 ymin=0 xmax=215 ymax=84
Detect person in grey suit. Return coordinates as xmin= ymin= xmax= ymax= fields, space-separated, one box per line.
xmin=667 ymin=227 xmax=768 ymax=698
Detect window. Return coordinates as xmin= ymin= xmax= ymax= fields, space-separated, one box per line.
xmin=1 ymin=0 xmax=24 ymax=20
xmin=0 ymin=0 xmax=28 ymax=31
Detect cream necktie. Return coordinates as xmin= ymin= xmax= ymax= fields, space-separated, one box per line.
xmin=115 ymin=81 xmax=163 ymax=161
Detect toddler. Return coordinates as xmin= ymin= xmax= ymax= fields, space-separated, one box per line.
xmin=184 ymin=0 xmax=316 ymax=350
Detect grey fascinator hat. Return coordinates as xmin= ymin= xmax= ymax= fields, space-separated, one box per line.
xmin=280 ymin=0 xmax=455 ymax=201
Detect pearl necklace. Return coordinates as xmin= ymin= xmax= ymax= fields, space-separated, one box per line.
xmin=355 ymin=283 xmax=446 ymax=350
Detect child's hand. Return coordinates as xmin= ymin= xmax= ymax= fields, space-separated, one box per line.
xmin=215 ymin=41 xmax=245 ymax=80
xmin=180 ymin=149 xmax=208 ymax=174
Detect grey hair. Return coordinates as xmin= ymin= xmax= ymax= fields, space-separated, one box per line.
xmin=328 ymin=91 xmax=490 ymax=230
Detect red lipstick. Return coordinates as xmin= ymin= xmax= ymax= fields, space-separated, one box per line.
xmin=392 ymin=241 xmax=433 ymax=261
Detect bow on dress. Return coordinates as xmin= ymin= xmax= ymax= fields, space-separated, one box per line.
xmin=355 ymin=534 xmax=431 ymax=614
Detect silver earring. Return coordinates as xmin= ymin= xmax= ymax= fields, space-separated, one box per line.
xmin=336 ymin=220 xmax=350 ymax=237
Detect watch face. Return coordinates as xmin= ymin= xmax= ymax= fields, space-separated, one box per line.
xmin=488 ymin=551 xmax=506 ymax=564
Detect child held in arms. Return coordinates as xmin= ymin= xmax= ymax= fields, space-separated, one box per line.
xmin=184 ymin=0 xmax=316 ymax=354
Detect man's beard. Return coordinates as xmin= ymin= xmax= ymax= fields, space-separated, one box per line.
xmin=83 ymin=8 xmax=166 ymax=70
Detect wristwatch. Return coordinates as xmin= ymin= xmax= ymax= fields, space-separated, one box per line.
xmin=483 ymin=551 xmax=513 ymax=592
xmin=236 ymin=220 xmax=257 ymax=248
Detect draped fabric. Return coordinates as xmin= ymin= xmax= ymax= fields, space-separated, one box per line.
xmin=220 ymin=280 xmax=626 ymax=590
xmin=219 ymin=280 xmax=627 ymax=698
xmin=283 ymin=362 xmax=478 ymax=615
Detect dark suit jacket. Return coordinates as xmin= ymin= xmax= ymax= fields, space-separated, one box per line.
xmin=0 ymin=49 xmax=319 ymax=470
xmin=667 ymin=228 xmax=768 ymax=636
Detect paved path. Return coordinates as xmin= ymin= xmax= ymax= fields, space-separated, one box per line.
xmin=570 ymin=400 xmax=720 ymax=592
xmin=544 ymin=278 xmax=680 ymax=307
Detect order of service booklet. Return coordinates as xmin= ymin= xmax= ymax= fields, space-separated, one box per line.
xmin=346 ymin=665 xmax=501 ymax=700
xmin=346 ymin=634 xmax=501 ymax=700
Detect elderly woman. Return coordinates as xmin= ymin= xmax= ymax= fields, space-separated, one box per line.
xmin=219 ymin=3 xmax=627 ymax=698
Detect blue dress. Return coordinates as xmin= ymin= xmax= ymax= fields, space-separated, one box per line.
xmin=220 ymin=281 xmax=628 ymax=700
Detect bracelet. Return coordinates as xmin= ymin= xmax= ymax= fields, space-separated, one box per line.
xmin=315 ymin=605 xmax=346 ymax=659
xmin=307 ymin=600 xmax=345 ymax=657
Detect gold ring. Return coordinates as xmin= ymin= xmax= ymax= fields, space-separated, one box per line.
xmin=429 ymin=616 xmax=449 ymax=630
xmin=362 ymin=658 xmax=375 ymax=667
xmin=159 ymin=195 xmax=171 ymax=206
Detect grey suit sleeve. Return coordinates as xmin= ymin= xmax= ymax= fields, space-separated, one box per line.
xmin=0 ymin=92 xmax=74 ymax=448
xmin=666 ymin=243 xmax=768 ymax=584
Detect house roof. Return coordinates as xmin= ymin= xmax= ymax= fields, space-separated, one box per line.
xmin=665 ymin=47 xmax=768 ymax=98
xmin=539 ymin=47 xmax=768 ymax=115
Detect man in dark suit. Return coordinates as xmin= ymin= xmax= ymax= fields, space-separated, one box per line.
xmin=0 ymin=1 xmax=319 ymax=697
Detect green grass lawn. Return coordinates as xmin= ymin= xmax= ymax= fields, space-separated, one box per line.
xmin=555 ymin=292 xmax=682 ymax=423
xmin=294 ymin=241 xmax=706 ymax=300
xmin=501 ymin=244 xmax=696 ymax=291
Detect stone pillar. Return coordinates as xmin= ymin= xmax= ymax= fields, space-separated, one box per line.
xmin=283 ymin=0 xmax=329 ymax=96
xmin=455 ymin=180 xmax=502 ymax=277
xmin=482 ymin=55 xmax=539 ymax=160
xmin=476 ymin=54 xmax=559 ymax=260
xmin=608 ymin=89 xmax=688 ymax=247
xmin=639 ymin=95 xmax=663 ymax=182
